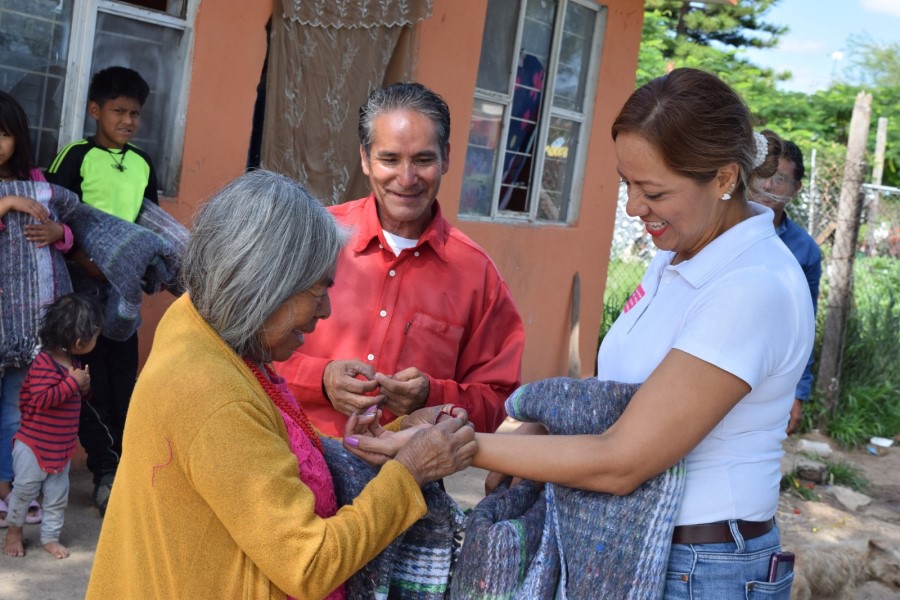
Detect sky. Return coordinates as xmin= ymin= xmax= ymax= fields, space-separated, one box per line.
xmin=741 ymin=0 xmax=900 ymax=93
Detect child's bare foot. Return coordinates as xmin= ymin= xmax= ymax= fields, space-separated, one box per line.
xmin=43 ymin=541 xmax=69 ymax=559
xmin=3 ymin=526 xmax=24 ymax=556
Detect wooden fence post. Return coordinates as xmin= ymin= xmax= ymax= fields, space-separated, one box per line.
xmin=568 ymin=272 xmax=582 ymax=378
xmin=864 ymin=117 xmax=889 ymax=255
xmin=817 ymin=92 xmax=873 ymax=426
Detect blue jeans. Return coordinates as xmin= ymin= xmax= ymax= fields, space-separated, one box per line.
xmin=0 ymin=367 xmax=27 ymax=483
xmin=665 ymin=522 xmax=793 ymax=599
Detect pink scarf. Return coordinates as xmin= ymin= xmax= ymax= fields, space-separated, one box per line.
xmin=271 ymin=374 xmax=345 ymax=600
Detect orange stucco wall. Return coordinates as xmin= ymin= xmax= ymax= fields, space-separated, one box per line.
xmin=414 ymin=0 xmax=645 ymax=382
xmin=136 ymin=0 xmax=645 ymax=388
xmin=137 ymin=0 xmax=272 ymax=361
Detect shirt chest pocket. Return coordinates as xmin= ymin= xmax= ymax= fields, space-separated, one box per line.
xmin=397 ymin=312 xmax=465 ymax=381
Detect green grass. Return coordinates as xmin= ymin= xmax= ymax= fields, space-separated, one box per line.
xmin=823 ymin=459 xmax=869 ymax=492
xmin=599 ymin=259 xmax=647 ymax=342
xmin=808 ymin=256 xmax=900 ymax=447
xmin=780 ymin=472 xmax=819 ymax=501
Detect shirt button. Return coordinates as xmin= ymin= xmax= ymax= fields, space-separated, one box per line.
xmin=414 ymin=251 xmax=420 ymax=257
xmin=388 ymin=269 xmax=396 ymax=277
xmin=367 ymin=353 xmax=375 ymax=361
xmin=379 ymin=244 xmax=384 ymax=249
xmin=379 ymin=310 xmax=387 ymax=317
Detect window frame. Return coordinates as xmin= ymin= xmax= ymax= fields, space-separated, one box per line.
xmin=58 ymin=0 xmax=197 ymax=197
xmin=463 ymin=0 xmax=606 ymax=226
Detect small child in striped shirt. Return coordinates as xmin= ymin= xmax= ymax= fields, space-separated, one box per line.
xmin=3 ymin=294 xmax=103 ymax=558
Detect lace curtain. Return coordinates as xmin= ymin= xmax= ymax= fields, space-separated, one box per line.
xmin=261 ymin=0 xmax=433 ymax=205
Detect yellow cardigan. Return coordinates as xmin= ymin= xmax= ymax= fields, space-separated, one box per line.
xmin=86 ymin=295 xmax=426 ymax=599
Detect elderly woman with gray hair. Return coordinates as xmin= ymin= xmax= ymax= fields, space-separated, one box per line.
xmin=85 ymin=170 xmax=476 ymax=600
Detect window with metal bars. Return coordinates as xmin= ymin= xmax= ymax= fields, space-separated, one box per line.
xmin=460 ymin=0 xmax=606 ymax=224
xmin=0 ymin=0 xmax=193 ymax=196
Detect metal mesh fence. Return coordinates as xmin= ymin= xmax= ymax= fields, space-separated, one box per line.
xmin=792 ymin=148 xmax=844 ymax=244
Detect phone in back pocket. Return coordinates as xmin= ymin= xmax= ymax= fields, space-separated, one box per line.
xmin=767 ymin=551 xmax=795 ymax=582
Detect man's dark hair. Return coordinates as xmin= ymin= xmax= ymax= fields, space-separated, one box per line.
xmin=88 ymin=66 xmax=150 ymax=106
xmin=358 ymin=82 xmax=450 ymax=160
xmin=781 ymin=140 xmax=805 ymax=182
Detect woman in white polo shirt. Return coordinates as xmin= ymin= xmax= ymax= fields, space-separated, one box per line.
xmin=469 ymin=68 xmax=815 ymax=597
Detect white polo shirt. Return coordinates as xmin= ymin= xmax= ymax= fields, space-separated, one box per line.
xmin=598 ymin=202 xmax=815 ymax=525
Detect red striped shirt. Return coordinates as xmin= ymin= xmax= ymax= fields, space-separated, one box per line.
xmin=14 ymin=351 xmax=88 ymax=473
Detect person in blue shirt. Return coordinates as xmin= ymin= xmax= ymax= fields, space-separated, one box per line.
xmin=756 ymin=140 xmax=822 ymax=433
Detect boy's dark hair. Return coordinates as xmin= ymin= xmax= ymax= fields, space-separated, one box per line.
xmin=88 ymin=66 xmax=150 ymax=107
xmin=782 ymin=140 xmax=805 ymax=182
xmin=0 ymin=90 xmax=36 ymax=180
xmin=38 ymin=294 xmax=105 ymax=352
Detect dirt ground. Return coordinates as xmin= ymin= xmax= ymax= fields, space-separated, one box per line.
xmin=778 ymin=432 xmax=900 ymax=599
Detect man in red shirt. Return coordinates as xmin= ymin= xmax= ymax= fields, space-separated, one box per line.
xmin=276 ymin=82 xmax=525 ymax=436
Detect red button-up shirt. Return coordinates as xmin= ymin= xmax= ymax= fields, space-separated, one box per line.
xmin=276 ymin=194 xmax=524 ymax=436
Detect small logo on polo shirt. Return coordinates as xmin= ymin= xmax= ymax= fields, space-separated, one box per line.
xmin=623 ymin=284 xmax=645 ymax=314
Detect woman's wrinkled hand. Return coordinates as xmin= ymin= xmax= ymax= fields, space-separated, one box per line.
xmin=345 ymin=416 xmax=476 ymax=486
xmin=342 ymin=407 xmax=425 ymax=466
xmin=394 ymin=419 xmax=476 ymax=486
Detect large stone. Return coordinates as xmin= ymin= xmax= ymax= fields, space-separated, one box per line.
xmin=828 ymin=485 xmax=872 ymax=512
xmin=797 ymin=439 xmax=834 ymax=458
xmin=782 ymin=452 xmax=828 ymax=483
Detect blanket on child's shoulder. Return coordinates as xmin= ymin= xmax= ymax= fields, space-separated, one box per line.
xmin=0 ymin=180 xmax=187 ymax=347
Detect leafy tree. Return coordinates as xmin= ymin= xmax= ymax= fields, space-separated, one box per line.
xmin=637 ymin=0 xmax=788 ymax=105
xmin=844 ymin=35 xmax=900 ymax=88
xmin=642 ymin=0 xmax=785 ymax=58
xmin=778 ymin=81 xmax=900 ymax=189
xmin=636 ymin=2 xmax=899 ymax=187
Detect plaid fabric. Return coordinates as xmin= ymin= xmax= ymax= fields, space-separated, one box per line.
xmin=452 ymin=378 xmax=685 ymax=599
xmin=0 ymin=181 xmax=72 ymax=369
xmin=321 ymin=437 xmax=465 ymax=599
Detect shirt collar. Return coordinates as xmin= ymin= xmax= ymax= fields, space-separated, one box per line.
xmin=774 ymin=210 xmax=792 ymax=236
xmin=667 ymin=201 xmax=776 ymax=288
xmin=352 ymin=193 xmax=450 ymax=262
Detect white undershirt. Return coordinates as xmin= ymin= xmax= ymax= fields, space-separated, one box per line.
xmin=382 ymin=229 xmax=418 ymax=256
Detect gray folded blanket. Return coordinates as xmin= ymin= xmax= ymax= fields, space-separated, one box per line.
xmin=0 ymin=181 xmax=72 ymax=368
xmin=1 ymin=180 xmax=188 ymax=342
xmin=451 ymin=378 xmax=685 ymax=599
xmin=321 ymin=378 xmax=684 ymax=599
xmin=49 ymin=182 xmax=187 ymax=340
xmin=321 ymin=436 xmax=466 ymax=599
